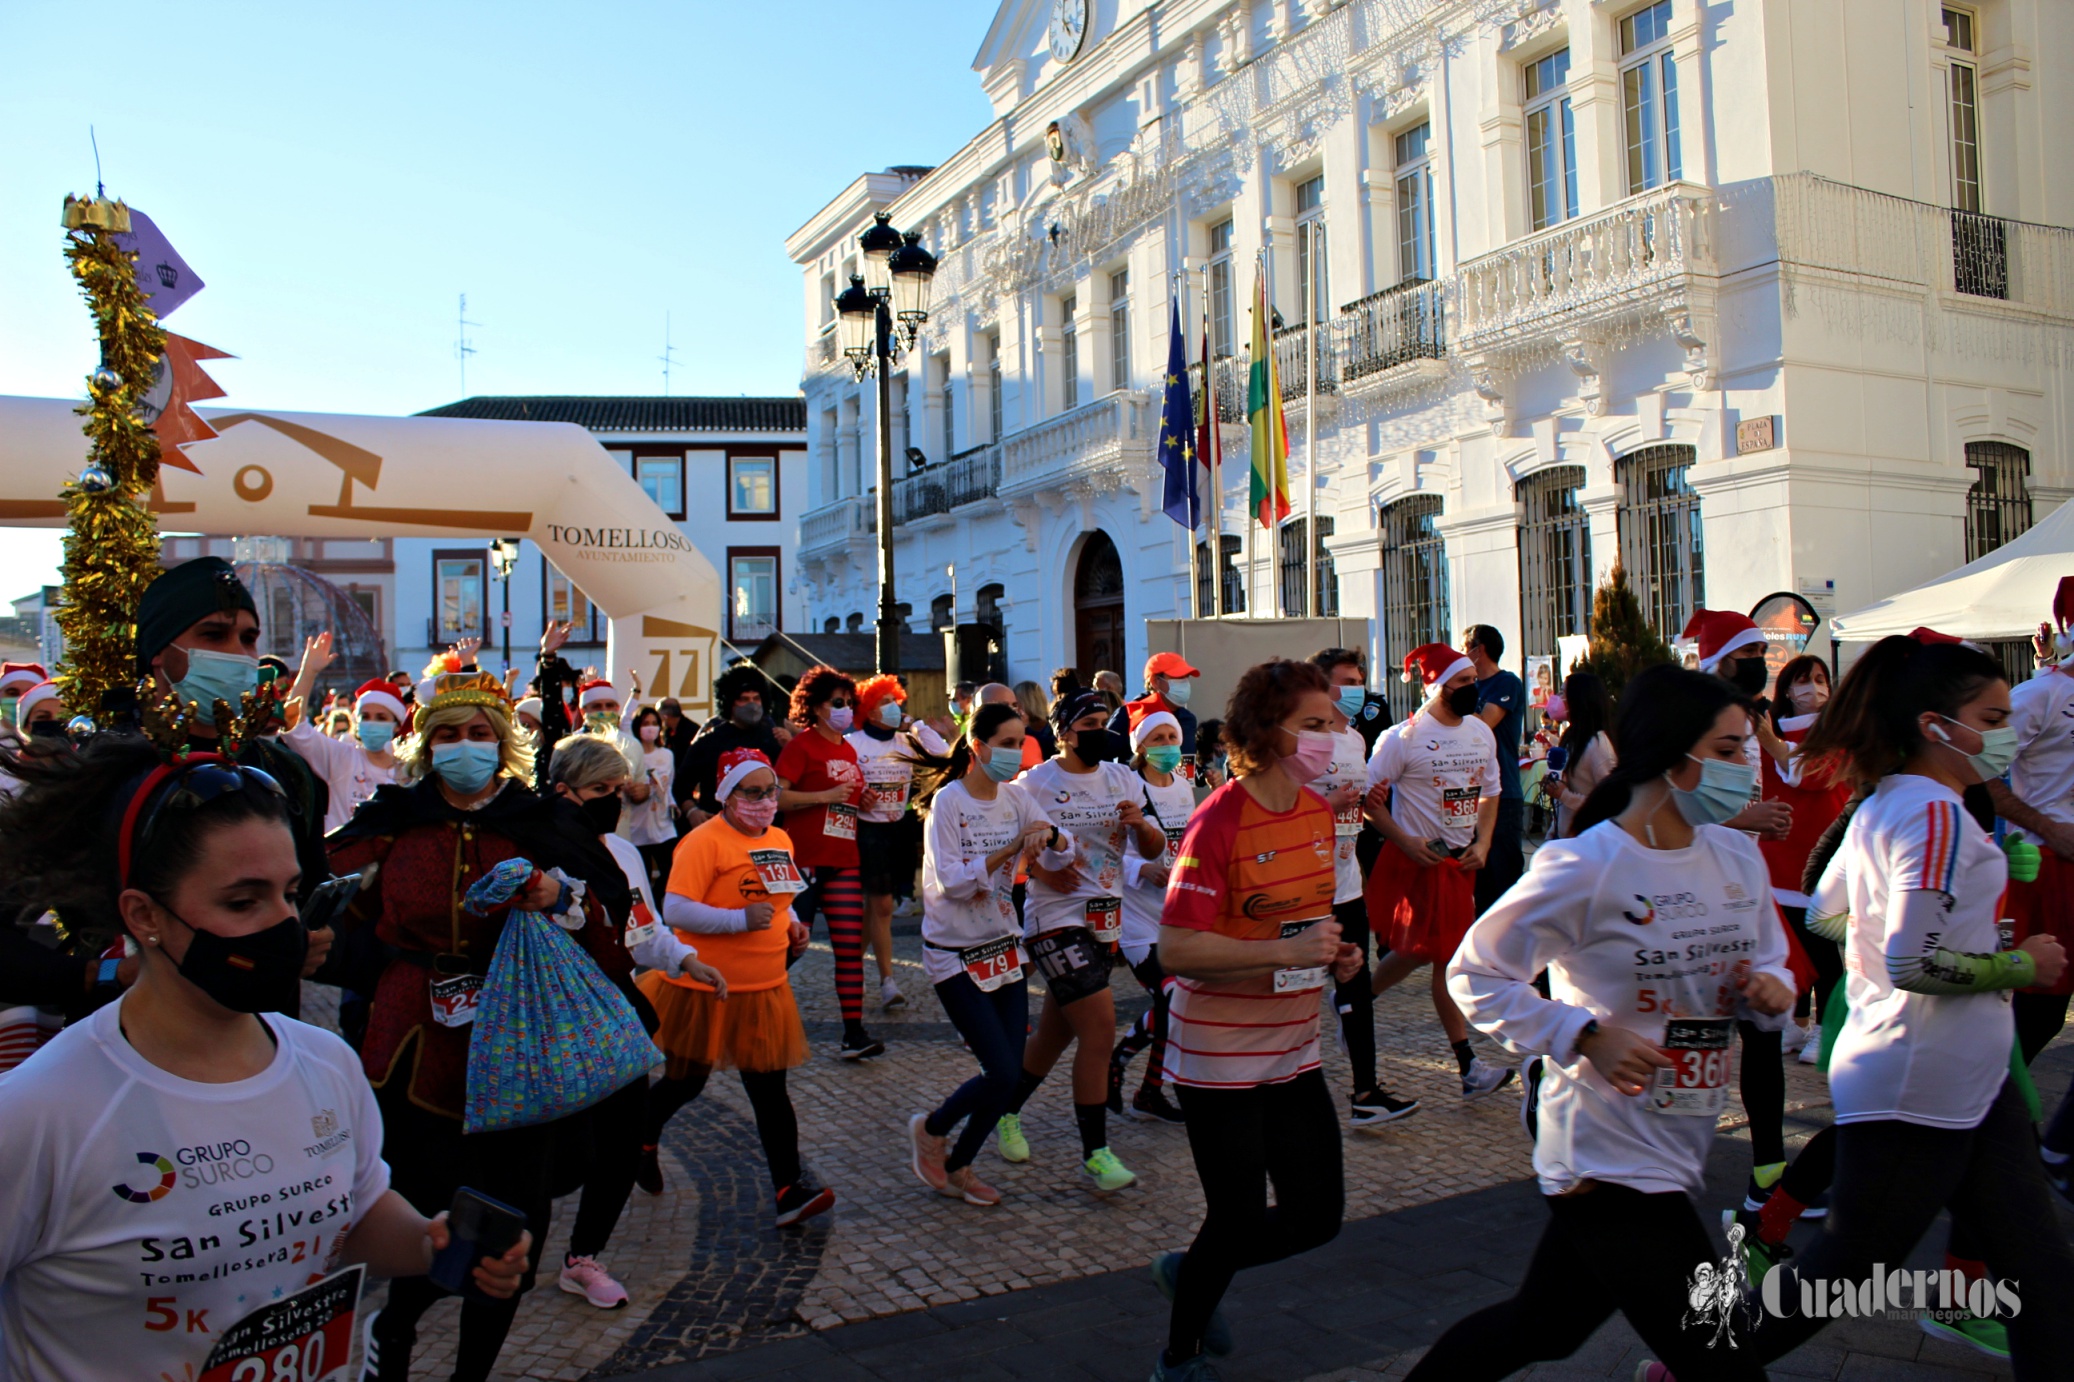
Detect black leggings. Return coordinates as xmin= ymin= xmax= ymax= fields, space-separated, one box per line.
xmin=1330 ymin=897 xmax=1376 ymax=1095
xmin=646 ymin=1065 xmax=802 ymax=1192
xmin=1785 ymin=905 xmax=1845 ymax=1023
xmin=2014 ymin=991 xmax=2071 ymax=1065
xmin=372 ymin=1077 xmax=558 ymax=1382
xmin=1738 ymin=1020 xmax=1785 ymax=1167
xmin=926 ymin=973 xmax=1029 ymax=1171
xmin=1750 ymin=1081 xmax=2074 ymax=1376
xmin=1114 ymin=949 xmax=1174 ymax=1091
xmin=1167 ymin=1070 xmax=1342 ymax=1361
xmin=1407 ymin=1184 xmax=1766 ymax=1381
xmin=567 ymin=1074 xmax=647 ymax=1261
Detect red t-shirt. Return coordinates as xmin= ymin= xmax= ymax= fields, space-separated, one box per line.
xmin=775 ymin=728 xmax=862 ymax=868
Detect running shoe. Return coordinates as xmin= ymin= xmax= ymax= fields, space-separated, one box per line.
xmin=1461 ymin=1057 xmax=1516 ymax=1099
xmin=1519 ymin=1056 xmax=1544 ymax=1141
xmin=1130 ymin=1086 xmax=1186 ymax=1124
xmin=1084 ymin=1147 xmax=1137 ymax=1192
xmin=1779 ymin=1022 xmax=1809 ymax=1056
xmin=1150 ymin=1351 xmax=1223 ymax=1382
xmin=908 ymin=1113 xmax=948 ymax=1192
xmin=635 ymin=1144 xmax=664 ymax=1196
xmin=893 ymin=896 xmax=921 ymax=918
xmin=360 ymin=1310 xmax=401 ymax=1382
xmin=1348 ymin=1088 xmax=1420 ymax=1128
xmin=2044 ymin=1152 xmax=2073 ymax=1207
xmin=557 ymin=1254 xmax=629 ymax=1309
xmin=774 ymin=1182 xmax=836 ymax=1228
xmin=838 ymin=1032 xmax=887 ymax=1061
xmin=1797 ymin=1035 xmax=1821 ymax=1064
xmin=1921 ymin=1314 xmax=2011 ymax=1360
xmin=1799 ymin=1188 xmax=1830 ymax=1220
xmin=996 ymin=1112 xmax=1031 ymax=1163
xmin=1720 ymin=1208 xmax=1792 ymax=1287
xmin=1106 ymin=1053 xmax=1128 ymax=1114
xmin=940 ymin=1166 xmax=1002 ymax=1206
xmin=880 ymin=977 xmax=907 ymax=1012
xmin=1150 ymin=1252 xmax=1233 ymax=1357
xmin=1740 ymin=1168 xmax=1786 ymax=1213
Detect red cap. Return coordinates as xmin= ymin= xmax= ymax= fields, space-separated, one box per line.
xmin=1145 ymin=651 xmax=1200 ymax=680
xmin=1679 ymin=609 xmax=1767 ymax=672
xmin=1401 ymin=643 xmax=1474 ymax=687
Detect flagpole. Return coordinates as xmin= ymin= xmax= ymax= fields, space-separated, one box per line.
xmin=1180 ymin=269 xmax=1200 ymax=621
xmin=1202 ymin=264 xmax=1223 ymax=618
xmin=1252 ymin=247 xmax=1264 ymax=620
xmin=1304 ymin=221 xmax=1317 ymax=620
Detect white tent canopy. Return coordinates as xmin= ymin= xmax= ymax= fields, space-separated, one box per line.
xmin=1831 ymin=498 xmax=2073 ymax=643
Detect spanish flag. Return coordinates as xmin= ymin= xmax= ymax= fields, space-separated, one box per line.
xmin=1246 ymin=262 xmax=1289 ymax=529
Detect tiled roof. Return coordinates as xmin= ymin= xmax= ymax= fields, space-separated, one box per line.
xmin=417 ymin=395 xmax=806 ymax=433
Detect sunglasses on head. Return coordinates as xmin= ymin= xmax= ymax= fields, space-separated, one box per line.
xmin=119 ymin=758 xmax=286 ymax=888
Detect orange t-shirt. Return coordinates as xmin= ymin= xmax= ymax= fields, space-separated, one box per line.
xmin=661 ymin=816 xmax=802 ymax=993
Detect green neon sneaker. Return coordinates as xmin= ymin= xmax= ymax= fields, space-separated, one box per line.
xmin=995 ymin=1113 xmax=1030 ymax=1163
xmin=1921 ymin=1314 xmax=2011 ymax=1360
xmin=1084 ymin=1147 xmax=1137 ymax=1192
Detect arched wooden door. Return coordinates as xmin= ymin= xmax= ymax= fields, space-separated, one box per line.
xmin=1074 ymin=530 xmax=1125 ymax=679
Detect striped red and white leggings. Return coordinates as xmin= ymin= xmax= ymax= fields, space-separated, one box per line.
xmin=802 ymin=866 xmax=865 ymax=1022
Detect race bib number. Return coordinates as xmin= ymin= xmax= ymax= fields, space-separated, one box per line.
xmin=1273 ymin=917 xmax=1330 ymax=993
xmin=199 ymin=1264 xmax=363 ymax=1382
xmin=748 ymin=848 xmax=808 ymax=894
xmin=1441 ymin=786 xmax=1481 ymax=824
xmin=1083 ymin=896 xmax=1122 ymax=942
xmin=430 ymin=974 xmax=483 ymax=1028
xmin=1334 ymin=802 xmax=1362 ymax=838
xmin=823 ymin=804 xmax=858 ymax=842
xmin=958 ymin=935 xmax=1025 ymax=992
xmin=1178 ymin=754 xmax=1197 ymax=783
xmin=624 ymin=899 xmax=660 ymax=951
xmin=1650 ymin=1016 xmax=1733 ymax=1117
xmin=861 ymin=779 xmax=910 ymax=816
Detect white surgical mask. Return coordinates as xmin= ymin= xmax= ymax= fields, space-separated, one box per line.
xmin=1667 ymin=754 xmax=1757 ymax=827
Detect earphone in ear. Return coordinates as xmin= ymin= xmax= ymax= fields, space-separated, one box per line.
xmin=1926 ymin=720 xmax=1953 ymax=744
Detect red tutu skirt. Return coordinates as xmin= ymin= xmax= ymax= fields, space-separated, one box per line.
xmin=1366 ymin=847 xmax=1475 ymax=962
xmin=2005 ymin=851 xmax=2074 ymax=995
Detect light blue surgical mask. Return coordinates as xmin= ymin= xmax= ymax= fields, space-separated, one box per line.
xmin=1144 ymin=744 xmax=1183 ymax=774
xmin=174 ymin=648 xmax=261 ymax=712
xmin=1164 ymin=679 xmax=1193 ymax=707
xmin=431 ymin=739 xmax=501 ymax=793
xmin=1935 ymin=716 xmax=2020 ymax=782
xmin=982 ymin=745 xmax=1023 ymax=782
xmin=879 ymin=701 xmax=904 ymax=728
xmin=1668 ymin=754 xmax=1758 ymax=827
xmin=358 ymin=720 xmax=396 ymax=752
xmin=1336 ymin=686 xmax=1366 ymax=720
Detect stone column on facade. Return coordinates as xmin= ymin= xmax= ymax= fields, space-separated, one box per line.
xmin=1036 ymin=305 xmax=1064 ymax=420
xmin=1476 ymin=45 xmax=1527 ymax=250
xmin=1178 ymin=28 xmax=1207 ymax=100
xmin=1218 ymin=7 xmax=1252 ymax=76
xmin=946 ymin=316 xmax=972 ymax=458
xmin=1436 ymin=502 xmax=1527 ymax=655
xmin=1579 ymin=481 xmax=1621 ymax=588
xmin=1362 ymin=167 xmax=1396 ymax=293
xmin=1323 ymin=516 xmax=1386 ymax=671
xmin=1569 ymin=5 xmax=1625 ymax=214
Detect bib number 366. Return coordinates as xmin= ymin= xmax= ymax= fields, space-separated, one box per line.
xmin=1649 ymin=1017 xmax=1733 ymax=1117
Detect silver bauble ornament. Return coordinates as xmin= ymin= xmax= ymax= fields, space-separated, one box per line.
xmin=89 ymin=365 xmax=122 ymax=393
xmin=77 ymin=464 xmax=114 ymax=494
xmin=65 ymin=715 xmax=96 ymax=737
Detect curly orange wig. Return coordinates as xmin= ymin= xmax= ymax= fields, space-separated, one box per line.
xmin=855 ymin=674 xmax=905 ymax=724
xmin=788 ymin=664 xmax=857 ymax=726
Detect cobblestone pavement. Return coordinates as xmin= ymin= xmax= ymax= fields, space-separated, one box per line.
xmin=308 ymin=924 xmax=2066 ymax=1381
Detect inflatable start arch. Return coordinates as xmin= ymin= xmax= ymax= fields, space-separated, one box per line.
xmin=0 ymin=395 xmax=723 ymax=715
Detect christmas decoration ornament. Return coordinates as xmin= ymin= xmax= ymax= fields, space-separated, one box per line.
xmin=76 ymin=465 xmax=113 ymax=494
xmin=65 ymin=714 xmax=96 ymax=737
xmin=89 ymin=365 xmax=122 ymax=393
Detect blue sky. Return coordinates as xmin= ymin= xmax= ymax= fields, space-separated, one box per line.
xmin=0 ymin=0 xmax=998 ymax=600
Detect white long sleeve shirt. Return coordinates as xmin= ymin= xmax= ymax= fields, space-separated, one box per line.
xmin=920 ymin=778 xmax=1067 ymax=983
xmin=1120 ymin=770 xmax=1200 ymax=962
xmin=1447 ymin=820 xmax=1792 ymax=1197
xmin=283 ymin=718 xmax=397 ymax=832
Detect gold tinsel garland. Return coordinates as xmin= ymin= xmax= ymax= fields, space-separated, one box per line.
xmin=55 ymin=196 xmax=166 ymax=717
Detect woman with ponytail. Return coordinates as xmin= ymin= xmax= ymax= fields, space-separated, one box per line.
xmin=904 ymin=703 xmax=1070 ymax=1206
xmin=1411 ymin=665 xmax=1795 ymax=1380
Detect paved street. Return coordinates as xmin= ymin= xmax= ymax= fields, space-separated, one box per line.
xmin=314 ymin=926 xmax=2074 ymax=1381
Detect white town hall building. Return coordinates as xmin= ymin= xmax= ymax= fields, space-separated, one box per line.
xmin=788 ymin=0 xmax=2072 ymax=710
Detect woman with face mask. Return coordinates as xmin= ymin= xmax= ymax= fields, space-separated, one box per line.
xmin=903 ymin=703 xmax=1069 ymax=1206
xmin=284 ymin=633 xmax=403 ymax=832
xmin=1104 ymin=710 xmax=1198 ymax=1127
xmin=845 ymin=675 xmax=949 ymax=1015
xmin=0 ymin=734 xmax=529 ymax=1382
xmin=1550 ymin=673 xmax=1618 ymax=840
xmin=636 ymin=748 xmax=832 ymax=1228
xmin=624 ymin=705 xmax=679 ymax=893
xmin=1404 ymin=665 xmax=1796 ymax=1382
xmin=996 ymin=690 xmax=1167 ymax=1194
xmin=327 ymin=672 xmax=637 ymax=1381
xmin=774 ymin=665 xmax=882 ymax=1061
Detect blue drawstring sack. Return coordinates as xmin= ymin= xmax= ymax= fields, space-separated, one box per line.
xmin=461 ymin=858 xmax=659 ymax=1134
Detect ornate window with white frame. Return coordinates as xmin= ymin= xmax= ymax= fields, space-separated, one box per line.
xmin=1517 ymin=466 xmax=1592 ymax=662
xmin=1380 ymin=494 xmax=1450 ymax=719
xmin=1295 ymin=174 xmax=1328 ymax=323
xmin=1620 ymin=1 xmax=1683 ymax=194
xmin=1109 ymin=269 xmax=1131 ymax=393
xmin=1060 ymin=294 xmax=1080 ymax=411
xmin=1524 ymin=48 xmax=1578 ymax=231
xmin=1615 ymin=443 xmax=1703 ymax=638
xmin=1394 ymin=125 xmax=1435 ymax=284
xmin=1207 ymin=218 xmax=1237 ymax=358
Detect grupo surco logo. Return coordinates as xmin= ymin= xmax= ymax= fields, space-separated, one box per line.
xmin=113 ymin=1152 xmax=178 ymax=1204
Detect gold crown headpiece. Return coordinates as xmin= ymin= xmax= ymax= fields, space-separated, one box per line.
xmin=426 ymin=671 xmax=511 ymax=714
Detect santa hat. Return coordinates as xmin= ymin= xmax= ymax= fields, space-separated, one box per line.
xmin=856 ymin=673 xmax=905 ymax=723
xmin=715 ymin=747 xmax=774 ymax=803
xmin=514 ymin=696 xmax=544 ymax=721
xmin=353 ymin=677 xmax=408 ymax=722
xmin=1129 ymin=706 xmax=1181 ymax=751
xmin=0 ymin=663 xmax=46 ymax=696
xmin=15 ymin=680 xmax=61 ymax=723
xmin=1400 ymin=643 xmax=1473 ymax=688
xmin=577 ymin=679 xmax=618 ymax=709
xmin=2050 ymin=576 xmax=2074 ymax=660
xmin=1680 ymin=609 xmax=1768 ymax=672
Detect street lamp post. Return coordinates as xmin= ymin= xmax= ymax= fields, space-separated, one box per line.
xmin=489 ymin=538 xmax=519 ymax=673
xmin=836 ymin=211 xmax=938 ymax=675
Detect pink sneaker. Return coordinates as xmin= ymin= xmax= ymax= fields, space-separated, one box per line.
xmin=940 ymin=1165 xmax=1001 ymax=1206
xmin=1633 ymin=1364 xmax=1675 ymax=1382
xmin=909 ymin=1112 xmax=948 ymax=1191
xmin=558 ymin=1254 xmax=629 ymax=1310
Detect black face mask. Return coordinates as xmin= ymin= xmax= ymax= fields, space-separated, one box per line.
xmin=731 ymin=700 xmax=763 ymax=727
xmin=26 ymin=720 xmax=66 ymax=739
xmin=1071 ymin=727 xmax=1124 ymax=765
xmin=578 ymin=792 xmax=624 ymax=834
xmin=1727 ymin=656 xmax=1770 ymax=696
xmin=160 ymin=905 xmax=308 ymax=1014
xmin=1446 ymin=685 xmax=1481 ymax=718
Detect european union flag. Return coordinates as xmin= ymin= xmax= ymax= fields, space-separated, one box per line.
xmin=1157 ymin=301 xmax=1200 ymax=531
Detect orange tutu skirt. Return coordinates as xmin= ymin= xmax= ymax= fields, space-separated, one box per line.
xmin=635 ymin=972 xmax=809 ymax=1078
xmin=1366 ymin=848 xmax=1475 ymax=962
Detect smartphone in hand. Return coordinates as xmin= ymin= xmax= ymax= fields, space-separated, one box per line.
xmin=428 ymin=1188 xmax=527 ymax=1300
